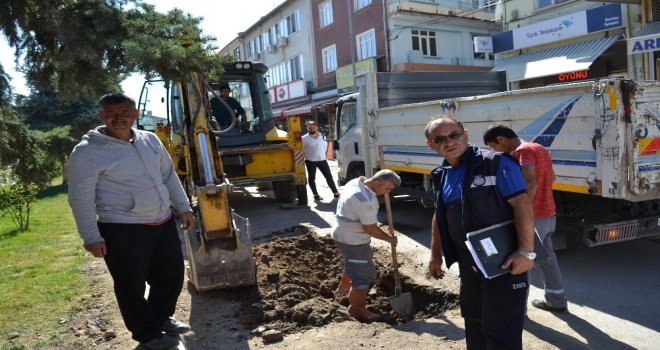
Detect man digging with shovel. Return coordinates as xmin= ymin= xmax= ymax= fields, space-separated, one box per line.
xmin=332 ymin=170 xmax=401 ymax=323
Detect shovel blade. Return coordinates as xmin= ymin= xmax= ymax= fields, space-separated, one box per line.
xmin=390 ymin=292 xmax=414 ymax=318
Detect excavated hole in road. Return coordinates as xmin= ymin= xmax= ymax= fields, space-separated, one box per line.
xmin=232 ymin=226 xmax=458 ymax=334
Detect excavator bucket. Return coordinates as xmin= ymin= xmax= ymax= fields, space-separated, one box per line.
xmin=184 ymin=211 xmax=256 ymax=291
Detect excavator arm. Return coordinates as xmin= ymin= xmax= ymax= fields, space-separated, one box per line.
xmin=174 ymin=72 xmax=256 ymax=290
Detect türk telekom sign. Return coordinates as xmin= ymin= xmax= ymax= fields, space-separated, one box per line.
xmin=493 ymin=4 xmax=623 ymax=54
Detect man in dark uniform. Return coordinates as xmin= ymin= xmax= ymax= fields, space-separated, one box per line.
xmin=210 ymin=84 xmax=249 ymax=132
xmin=425 ymin=116 xmax=536 ymax=350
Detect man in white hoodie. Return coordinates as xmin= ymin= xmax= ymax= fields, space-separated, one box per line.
xmin=68 ymin=93 xmax=195 ymax=350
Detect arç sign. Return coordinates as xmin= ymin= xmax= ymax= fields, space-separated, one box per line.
xmin=628 ymin=35 xmax=660 ymax=54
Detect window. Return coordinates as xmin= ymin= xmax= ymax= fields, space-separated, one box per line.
xmin=473 ymin=0 xmax=496 ymax=12
xmin=356 ymin=29 xmax=376 ymax=60
xmin=280 ymin=10 xmax=300 ymax=37
xmin=247 ymin=40 xmax=254 ymax=58
xmin=320 ymin=1 xmax=334 ymax=28
xmin=262 ymin=32 xmax=270 ymax=50
xmin=289 ymin=55 xmax=303 ymax=80
xmin=233 ymin=47 xmax=241 ymax=60
xmin=270 ymin=25 xmax=279 ymax=43
xmin=411 ymin=30 xmax=437 ymax=57
xmin=354 ymin=0 xmax=372 ymax=11
xmin=266 ymin=55 xmax=304 ymax=88
xmin=536 ymin=0 xmax=569 ymax=10
xmin=338 ymin=101 xmax=357 ymax=139
xmin=322 ymin=45 xmax=337 ymax=73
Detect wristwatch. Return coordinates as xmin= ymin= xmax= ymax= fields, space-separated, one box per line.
xmin=517 ymin=249 xmax=536 ymax=260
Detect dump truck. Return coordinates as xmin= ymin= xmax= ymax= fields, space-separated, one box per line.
xmin=335 ymin=71 xmax=660 ymax=248
xmin=137 ymin=62 xmax=307 ymax=291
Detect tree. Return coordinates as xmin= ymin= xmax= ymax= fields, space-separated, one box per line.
xmin=0 ymin=106 xmax=51 ymax=187
xmin=0 ymin=0 xmax=229 ymax=105
xmin=122 ymin=4 xmax=228 ymax=82
xmin=1 ymin=0 xmax=128 ymax=100
xmin=17 ymin=92 xmax=99 ymax=140
xmin=35 ymin=126 xmax=78 ymax=183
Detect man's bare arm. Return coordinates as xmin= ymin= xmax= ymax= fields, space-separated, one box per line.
xmin=520 ymin=165 xmax=538 ymax=201
xmin=501 ymin=193 xmax=535 ymax=274
xmin=362 ymin=223 xmax=397 ymax=246
xmin=428 ymin=213 xmax=445 ymax=279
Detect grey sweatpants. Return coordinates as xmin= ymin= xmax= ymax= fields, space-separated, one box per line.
xmin=533 ymin=216 xmax=567 ymax=308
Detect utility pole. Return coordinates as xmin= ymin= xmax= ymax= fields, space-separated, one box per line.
xmin=347 ymin=0 xmax=357 ymax=92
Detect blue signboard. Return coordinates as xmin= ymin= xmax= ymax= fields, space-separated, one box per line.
xmin=493 ymin=4 xmax=623 ymax=54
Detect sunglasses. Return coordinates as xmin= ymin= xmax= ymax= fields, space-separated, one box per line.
xmin=429 ymin=131 xmax=463 ymax=145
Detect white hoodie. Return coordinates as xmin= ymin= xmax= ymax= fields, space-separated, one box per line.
xmin=68 ymin=126 xmax=192 ymax=245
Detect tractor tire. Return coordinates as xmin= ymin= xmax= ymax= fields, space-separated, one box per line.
xmin=296 ymin=184 xmax=308 ymax=206
xmin=272 ymin=180 xmax=296 ymax=203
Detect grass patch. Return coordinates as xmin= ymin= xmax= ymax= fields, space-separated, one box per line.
xmin=0 ymin=183 xmax=93 ymax=349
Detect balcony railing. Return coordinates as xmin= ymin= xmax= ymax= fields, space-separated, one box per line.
xmin=390 ymin=53 xmax=495 ymax=67
xmin=390 ymin=0 xmax=496 ymax=13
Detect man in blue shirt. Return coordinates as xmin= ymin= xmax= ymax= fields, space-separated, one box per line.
xmin=425 ymin=116 xmax=535 ymax=350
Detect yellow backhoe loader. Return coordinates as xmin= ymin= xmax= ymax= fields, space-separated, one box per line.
xmin=136 ymin=62 xmax=308 ymax=291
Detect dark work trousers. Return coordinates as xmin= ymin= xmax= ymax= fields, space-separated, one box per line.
xmin=458 ymin=256 xmax=528 ymax=350
xmin=99 ymin=217 xmax=184 ymax=343
xmin=305 ymin=159 xmax=339 ymax=195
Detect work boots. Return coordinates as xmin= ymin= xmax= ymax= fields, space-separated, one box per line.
xmin=347 ymin=288 xmax=381 ymax=323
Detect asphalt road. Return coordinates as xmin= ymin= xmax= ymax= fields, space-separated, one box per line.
xmin=227 ymin=160 xmax=660 ymax=349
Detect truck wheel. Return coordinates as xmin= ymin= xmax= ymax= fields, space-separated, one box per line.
xmin=272 ymin=180 xmax=296 ymax=203
xmin=347 ymin=166 xmax=365 ymax=182
xmin=296 ymin=184 xmax=308 ymax=206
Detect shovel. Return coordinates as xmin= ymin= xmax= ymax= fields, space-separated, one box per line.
xmin=378 ymin=147 xmax=414 ymax=319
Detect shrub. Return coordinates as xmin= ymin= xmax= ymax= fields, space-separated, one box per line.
xmin=0 ymin=183 xmax=38 ymax=231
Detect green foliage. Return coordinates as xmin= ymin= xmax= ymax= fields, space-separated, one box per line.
xmin=16 ymin=92 xmax=99 ymax=140
xmin=0 ymin=108 xmax=51 ymax=187
xmin=1 ymin=0 xmax=127 ymax=99
xmin=0 ymin=183 xmax=38 ymax=231
xmin=0 ymin=64 xmax=13 ymax=106
xmin=122 ymin=3 xmax=229 ymax=81
xmin=37 ymin=126 xmax=78 ymax=164
xmin=1 ymin=0 xmax=230 ymax=104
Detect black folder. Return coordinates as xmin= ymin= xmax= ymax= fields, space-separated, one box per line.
xmin=465 ymin=220 xmax=549 ymax=279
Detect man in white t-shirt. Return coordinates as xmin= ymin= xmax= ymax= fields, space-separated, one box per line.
xmin=332 ymin=169 xmax=401 ymax=323
xmin=301 ymin=120 xmax=340 ymax=200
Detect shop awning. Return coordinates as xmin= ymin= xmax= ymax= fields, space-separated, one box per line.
xmin=282 ymin=97 xmax=337 ymax=117
xmin=271 ymin=106 xmax=289 ymax=118
xmin=631 ymin=21 xmax=660 ymax=38
xmin=492 ymin=35 xmax=621 ymax=82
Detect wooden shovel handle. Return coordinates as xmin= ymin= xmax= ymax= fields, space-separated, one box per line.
xmin=378 ymin=146 xmax=402 ymax=293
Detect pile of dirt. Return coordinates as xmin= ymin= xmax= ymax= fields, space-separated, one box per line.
xmin=240 ymin=226 xmax=458 ymax=334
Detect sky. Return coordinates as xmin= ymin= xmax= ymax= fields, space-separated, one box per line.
xmin=0 ymin=0 xmax=286 ymax=97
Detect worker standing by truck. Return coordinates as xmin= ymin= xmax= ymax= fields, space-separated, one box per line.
xmin=68 ymin=93 xmax=195 ymax=350
xmin=302 ymin=120 xmax=340 ymax=200
xmin=483 ymin=124 xmax=568 ymax=314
